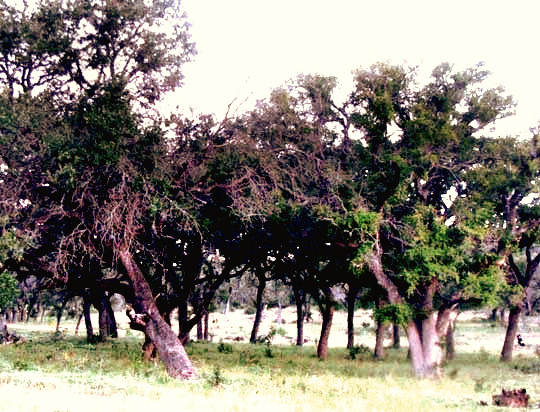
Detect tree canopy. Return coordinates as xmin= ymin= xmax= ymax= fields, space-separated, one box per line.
xmin=0 ymin=0 xmax=538 ymax=380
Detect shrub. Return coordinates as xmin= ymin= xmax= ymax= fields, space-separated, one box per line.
xmin=217 ymin=341 xmax=233 ymax=354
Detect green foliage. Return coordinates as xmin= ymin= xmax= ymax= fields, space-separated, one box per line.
xmin=347 ymin=344 xmax=371 ymax=360
xmin=0 ymin=271 xmax=18 ymax=312
xmin=373 ymin=303 xmax=413 ymax=327
xmin=217 ymin=341 xmax=233 ymax=354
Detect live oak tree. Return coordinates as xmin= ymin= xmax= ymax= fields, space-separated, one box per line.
xmin=0 ymin=0 xmax=198 ymax=378
xmin=461 ymin=135 xmax=540 ymax=361
xmin=347 ymin=62 xmax=514 ymax=378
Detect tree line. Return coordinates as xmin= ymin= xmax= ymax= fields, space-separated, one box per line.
xmin=0 ymin=0 xmax=538 ymax=380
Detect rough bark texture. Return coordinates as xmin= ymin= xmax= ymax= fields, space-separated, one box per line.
xmin=119 ymin=248 xmax=196 ymax=379
xmin=501 ymin=305 xmax=522 ymax=362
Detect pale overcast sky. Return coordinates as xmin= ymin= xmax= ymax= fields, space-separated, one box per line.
xmin=171 ymin=0 xmax=540 ymax=137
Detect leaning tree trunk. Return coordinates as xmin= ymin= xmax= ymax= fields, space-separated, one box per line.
xmin=316 ymin=288 xmax=335 ymax=360
xmin=250 ymin=274 xmax=266 ymax=343
xmin=501 ymin=305 xmax=522 ymax=362
xmin=119 ymin=249 xmax=196 ymax=379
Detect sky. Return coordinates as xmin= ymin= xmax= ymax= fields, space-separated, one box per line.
xmin=171 ymin=0 xmax=540 ymax=137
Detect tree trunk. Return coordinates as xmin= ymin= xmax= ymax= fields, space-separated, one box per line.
xmin=346 ymin=282 xmax=359 ymax=349
xmin=374 ymin=319 xmax=385 ymax=359
xmin=203 ymin=310 xmax=209 ymax=341
xmin=293 ymin=285 xmax=305 ymax=346
xmin=119 ymin=249 xmax=196 ymax=379
xmin=178 ymin=300 xmax=190 ymax=345
xmin=196 ymin=316 xmax=203 ymax=340
xmin=501 ymin=305 xmax=522 ymax=362
xmin=275 ymin=298 xmax=282 ymax=324
xmin=421 ymin=312 xmax=443 ymax=376
xmin=406 ymin=321 xmax=428 ymax=378
xmin=392 ymin=324 xmax=400 ymax=349
xmin=250 ymin=275 xmax=266 ymax=343
xmin=96 ymin=291 xmax=118 ymax=340
xmin=436 ymin=305 xmax=458 ymax=361
xmin=82 ymin=296 xmax=94 ymax=342
xmin=55 ymin=297 xmax=68 ymax=332
xmin=316 ymin=288 xmax=334 ymax=360
xmin=75 ymin=313 xmax=83 ymax=335
xmin=367 ymin=241 xmax=442 ymax=378
xmin=446 ymin=319 xmax=455 ymax=361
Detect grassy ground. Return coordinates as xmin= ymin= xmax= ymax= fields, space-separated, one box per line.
xmin=0 ymin=309 xmax=539 ymax=412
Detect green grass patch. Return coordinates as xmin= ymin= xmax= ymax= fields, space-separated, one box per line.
xmin=0 ymin=314 xmax=539 ymax=411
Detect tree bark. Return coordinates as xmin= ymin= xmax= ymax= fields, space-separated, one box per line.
xmin=392 ymin=324 xmax=400 ymax=349
xmin=292 ymin=284 xmax=305 ymax=346
xmin=406 ymin=321 xmax=428 ymax=377
xmin=421 ymin=312 xmax=442 ymax=376
xmin=366 ymin=241 xmax=441 ymax=378
xmin=196 ymin=316 xmax=203 ymax=340
xmin=178 ymin=300 xmax=190 ymax=345
xmin=501 ymin=305 xmax=522 ymax=362
xmin=95 ymin=291 xmax=118 ymax=340
xmin=436 ymin=305 xmax=458 ymax=361
xmin=55 ymin=296 xmax=68 ymax=332
xmin=374 ymin=296 xmax=387 ymax=358
xmin=316 ymin=288 xmax=334 ymax=360
xmin=203 ymin=310 xmax=209 ymax=341
xmin=119 ymin=248 xmax=196 ymax=379
xmin=446 ymin=319 xmax=455 ymax=361
xmin=374 ymin=320 xmax=385 ymax=359
xmin=250 ymin=274 xmax=266 ymax=343
xmin=346 ymin=282 xmax=360 ymax=349
xmin=82 ymin=296 xmax=94 ymax=342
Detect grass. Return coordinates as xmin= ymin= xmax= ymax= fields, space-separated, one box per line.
xmin=0 ymin=310 xmax=539 ymax=411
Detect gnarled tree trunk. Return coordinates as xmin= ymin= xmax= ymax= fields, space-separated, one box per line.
xmin=119 ymin=248 xmax=196 ymax=379
xmin=366 ymin=243 xmax=442 ymax=378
